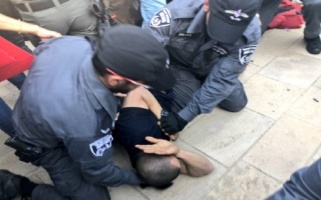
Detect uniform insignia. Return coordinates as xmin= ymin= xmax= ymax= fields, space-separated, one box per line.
xmin=89 ymin=135 xmax=113 ymax=157
xmin=101 ymin=127 xmax=110 ymax=134
xmin=150 ymin=8 xmax=171 ymax=27
xmin=225 ymin=10 xmax=249 ymax=21
xmin=212 ymin=45 xmax=228 ymax=55
xmin=239 ymin=45 xmax=257 ymax=65
xmin=178 ymin=33 xmax=192 ymax=37
xmin=165 ymin=58 xmax=170 ymax=69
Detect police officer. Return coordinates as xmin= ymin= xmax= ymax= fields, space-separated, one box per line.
xmin=144 ymin=0 xmax=262 ymax=135
xmin=0 ymin=10 xmax=61 ymax=138
xmin=0 ymin=25 xmax=175 ymax=200
xmin=9 ymin=0 xmax=98 ymax=44
xmin=301 ymin=0 xmax=321 ymax=54
xmin=259 ymin=0 xmax=321 ymax=54
xmin=267 ymin=158 xmax=321 ymax=199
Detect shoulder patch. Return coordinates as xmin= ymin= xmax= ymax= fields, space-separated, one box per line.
xmin=150 ymin=8 xmax=171 ymax=28
xmin=239 ymin=45 xmax=257 ymax=65
xmin=89 ymin=135 xmax=113 ymax=157
xmin=212 ymin=44 xmax=228 ymax=56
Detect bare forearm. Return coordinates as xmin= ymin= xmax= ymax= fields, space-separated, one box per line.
xmin=0 ymin=13 xmax=61 ymax=39
xmin=0 ymin=14 xmax=39 ymax=35
xmin=176 ymin=149 xmax=214 ymax=177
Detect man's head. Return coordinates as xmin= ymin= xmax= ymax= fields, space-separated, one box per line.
xmin=135 ymin=154 xmax=180 ymax=188
xmin=204 ymin=0 xmax=262 ymax=44
xmin=92 ymin=25 xmax=176 ymax=93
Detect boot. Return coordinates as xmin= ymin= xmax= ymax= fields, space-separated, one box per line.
xmin=0 ymin=169 xmax=22 ymax=200
xmin=304 ymin=36 xmax=321 ymax=55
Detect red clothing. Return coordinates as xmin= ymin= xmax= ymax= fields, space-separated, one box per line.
xmin=268 ymin=0 xmax=304 ymax=29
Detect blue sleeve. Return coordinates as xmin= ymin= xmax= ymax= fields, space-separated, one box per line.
xmin=143 ymin=7 xmax=172 ymax=46
xmin=178 ymin=18 xmax=261 ymax=122
xmin=178 ymin=47 xmax=247 ymax=121
xmin=267 ymin=159 xmax=321 ymax=200
xmin=65 ymin=134 xmax=142 ymax=186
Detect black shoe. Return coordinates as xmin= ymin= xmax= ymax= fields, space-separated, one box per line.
xmin=304 ymin=36 xmax=321 ymax=54
xmin=0 ymin=170 xmax=22 ymax=200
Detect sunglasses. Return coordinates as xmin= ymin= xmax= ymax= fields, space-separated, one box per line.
xmin=106 ymin=68 xmax=151 ymax=89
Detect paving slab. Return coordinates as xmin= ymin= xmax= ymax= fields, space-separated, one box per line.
xmin=243 ymin=116 xmax=321 ymax=181
xmin=287 ymin=86 xmax=321 ymax=128
xmin=239 ymin=63 xmax=263 ymax=83
xmin=259 ymin=52 xmax=321 ymax=89
xmin=308 ymin=148 xmax=321 ymax=165
xmin=0 ymin=151 xmax=38 ymax=176
xmin=251 ymin=29 xmax=301 ymax=67
xmin=203 ymin=161 xmax=281 ymax=200
xmin=109 ymin=186 xmax=148 ymax=200
xmin=30 ymin=167 xmax=53 ymax=184
xmin=288 ymin=35 xmax=321 ymax=60
xmin=180 ymin=108 xmax=274 ymax=167
xmin=0 ymin=84 xmax=13 ymax=97
xmin=2 ymin=90 xmax=20 ymax=108
xmin=0 ymin=80 xmax=9 ymax=88
xmin=0 ymin=132 xmax=13 ymax=157
xmin=244 ymin=74 xmax=304 ymax=120
xmin=315 ymin=76 xmax=321 ymax=89
xmin=285 ymin=26 xmax=305 ymax=36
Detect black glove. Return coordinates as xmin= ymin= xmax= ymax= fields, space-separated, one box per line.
xmin=159 ymin=110 xmax=188 ymax=134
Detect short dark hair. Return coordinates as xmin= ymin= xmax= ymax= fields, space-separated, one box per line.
xmin=135 ymin=154 xmax=180 ymax=188
xmin=92 ymin=54 xmax=109 ymax=77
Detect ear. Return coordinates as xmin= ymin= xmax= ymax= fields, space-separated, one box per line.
xmin=203 ymin=0 xmax=209 ymax=12
xmin=105 ymin=74 xmax=126 ymax=86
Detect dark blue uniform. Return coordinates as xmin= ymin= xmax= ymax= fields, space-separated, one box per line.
xmin=144 ymin=0 xmax=261 ymax=122
xmin=267 ymin=159 xmax=321 ymax=199
xmin=13 ymin=36 xmax=141 ymax=200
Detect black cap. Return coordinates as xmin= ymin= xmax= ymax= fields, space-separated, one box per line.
xmin=93 ymin=25 xmax=176 ymax=91
xmin=207 ymin=0 xmax=262 ymax=44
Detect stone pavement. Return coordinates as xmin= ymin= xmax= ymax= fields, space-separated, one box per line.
xmin=1 ymin=27 xmax=321 ymax=200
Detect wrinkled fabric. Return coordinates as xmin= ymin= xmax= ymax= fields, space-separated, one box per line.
xmin=13 ymin=36 xmax=141 ymax=199
xmin=144 ymin=0 xmax=261 ymax=122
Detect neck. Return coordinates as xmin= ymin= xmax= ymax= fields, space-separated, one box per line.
xmin=94 ymin=69 xmax=110 ymax=88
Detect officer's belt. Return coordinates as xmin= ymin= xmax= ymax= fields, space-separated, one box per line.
xmin=4 ymin=136 xmax=63 ymax=163
xmin=15 ymin=0 xmax=69 ymax=13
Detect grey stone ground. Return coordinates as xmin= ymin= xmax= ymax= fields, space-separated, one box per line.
xmin=1 ymin=27 xmax=321 ymax=200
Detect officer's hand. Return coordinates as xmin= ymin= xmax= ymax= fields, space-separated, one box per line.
xmin=159 ymin=111 xmax=187 ymax=134
xmin=135 ymin=136 xmax=180 ymax=156
xmin=34 ymin=26 xmax=61 ymax=39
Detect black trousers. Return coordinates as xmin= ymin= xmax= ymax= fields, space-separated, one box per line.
xmin=31 ymin=148 xmax=110 ymax=200
xmin=259 ymin=0 xmax=282 ymax=34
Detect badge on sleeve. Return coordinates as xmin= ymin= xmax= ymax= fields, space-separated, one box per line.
xmin=212 ymin=44 xmax=228 ymax=56
xmin=89 ymin=135 xmax=113 ymax=157
xmin=239 ymin=45 xmax=257 ymax=65
xmin=150 ymin=8 xmax=171 ymax=27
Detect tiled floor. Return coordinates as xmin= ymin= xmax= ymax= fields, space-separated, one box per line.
xmin=1 ymin=27 xmax=321 ymax=200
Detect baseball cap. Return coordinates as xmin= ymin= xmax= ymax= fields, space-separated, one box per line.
xmin=93 ymin=25 xmax=176 ymax=91
xmin=207 ymin=0 xmax=262 ymax=44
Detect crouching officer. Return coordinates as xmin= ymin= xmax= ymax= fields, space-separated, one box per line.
xmin=0 ymin=25 xmax=175 ymax=200
xmin=144 ymin=0 xmax=262 ymax=136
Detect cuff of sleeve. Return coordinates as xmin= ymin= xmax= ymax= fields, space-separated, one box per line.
xmin=125 ymin=171 xmax=143 ymax=185
xmin=178 ymin=107 xmax=197 ymax=122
